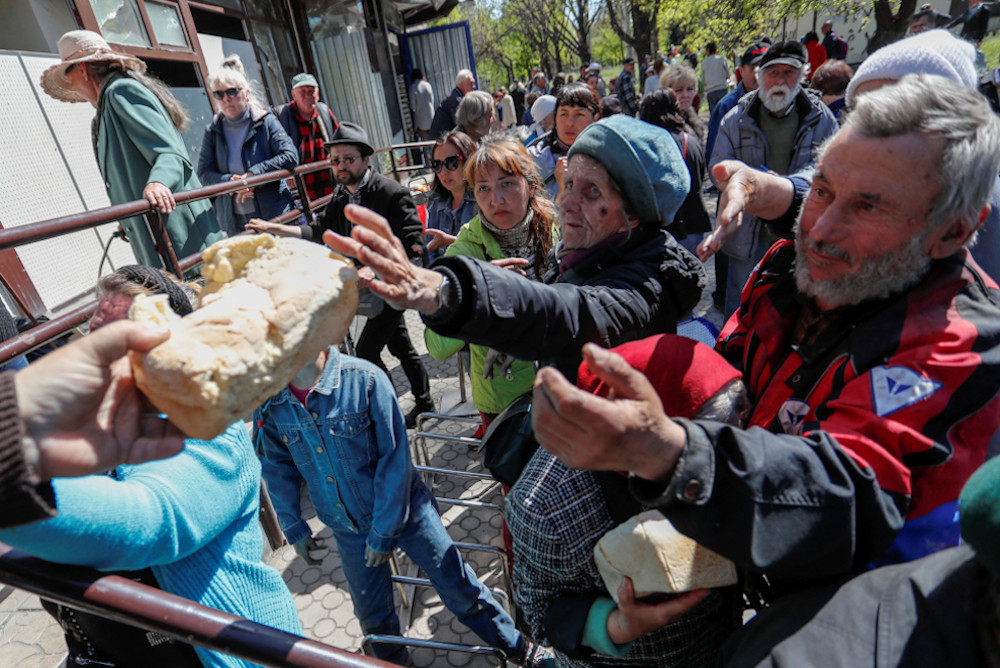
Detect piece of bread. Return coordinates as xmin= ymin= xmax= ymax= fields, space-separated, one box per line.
xmin=128 ymin=235 xmax=358 ymax=440
xmin=594 ymin=510 xmax=737 ymax=603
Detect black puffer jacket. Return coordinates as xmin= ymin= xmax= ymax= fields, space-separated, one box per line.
xmin=424 ymin=227 xmax=706 ymax=379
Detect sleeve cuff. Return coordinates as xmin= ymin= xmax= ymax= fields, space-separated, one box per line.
xmin=582 ymin=597 xmax=634 ymax=657
xmin=0 ymin=371 xmax=56 ymax=529
xmin=281 ymin=518 xmax=312 ymax=546
xmin=762 ymin=174 xmax=811 ymax=237
xmin=366 ymin=531 xmax=397 ymax=555
xmin=629 ymin=418 xmax=714 ymax=508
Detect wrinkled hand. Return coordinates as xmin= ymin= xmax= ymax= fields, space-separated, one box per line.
xmin=532 ymin=343 xmax=685 ymax=482
xmin=229 ymin=173 xmax=255 ymax=204
xmin=424 ymin=228 xmax=457 ymax=252
xmin=699 ymin=161 xmax=795 ymax=261
xmin=142 ymin=182 xmax=175 ymax=214
xmin=483 ymin=348 xmax=516 ymax=380
xmin=323 ymin=204 xmax=445 ymax=313
xmin=356 ymin=265 xmax=376 ymax=290
xmin=14 ymin=321 xmax=185 ymax=480
xmin=365 ymin=545 xmax=391 ymax=567
xmin=606 ymin=577 xmax=710 ymax=645
xmin=293 ymin=535 xmax=325 ymax=565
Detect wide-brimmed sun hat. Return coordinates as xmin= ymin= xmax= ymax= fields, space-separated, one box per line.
xmin=41 ymin=30 xmax=146 ymax=103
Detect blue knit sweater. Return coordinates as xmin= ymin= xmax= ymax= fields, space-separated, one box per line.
xmin=0 ymin=422 xmax=302 ymax=667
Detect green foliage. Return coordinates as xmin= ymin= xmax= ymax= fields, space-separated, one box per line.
xmin=983 ymin=33 xmax=1000 ymax=71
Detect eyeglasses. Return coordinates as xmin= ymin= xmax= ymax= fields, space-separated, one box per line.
xmin=431 ymin=155 xmax=463 ymax=173
xmin=330 ymin=155 xmax=361 ymax=166
xmin=212 ymin=88 xmax=242 ymax=100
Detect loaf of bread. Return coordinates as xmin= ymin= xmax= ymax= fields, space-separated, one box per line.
xmin=129 ymin=235 xmax=358 ymax=440
xmin=594 ymin=510 xmax=737 ymax=603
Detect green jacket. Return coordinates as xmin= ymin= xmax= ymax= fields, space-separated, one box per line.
xmin=424 ymin=215 xmax=536 ymax=414
xmin=96 ymin=74 xmax=224 ymax=268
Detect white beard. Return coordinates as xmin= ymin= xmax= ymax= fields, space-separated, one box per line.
xmin=793 ymin=215 xmax=932 ymax=309
xmin=760 ymin=82 xmax=801 ymax=113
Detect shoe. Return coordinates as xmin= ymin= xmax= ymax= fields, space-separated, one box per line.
xmin=404 ymin=399 xmax=435 ymax=429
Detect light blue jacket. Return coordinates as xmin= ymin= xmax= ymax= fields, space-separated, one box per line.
xmin=0 ymin=423 xmax=302 ymax=668
xmin=255 ymin=348 xmax=417 ymax=555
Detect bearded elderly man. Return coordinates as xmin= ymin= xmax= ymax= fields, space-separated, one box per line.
xmin=710 ymin=40 xmax=838 ymax=316
xmin=323 ymin=115 xmax=706 ymax=381
xmin=530 ymin=76 xmax=1000 ymax=634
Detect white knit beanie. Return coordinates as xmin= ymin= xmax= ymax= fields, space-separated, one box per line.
xmin=845 ymin=29 xmax=977 ymax=105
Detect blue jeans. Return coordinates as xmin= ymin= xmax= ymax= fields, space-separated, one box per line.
xmin=707 ymin=88 xmax=728 ymax=113
xmin=332 ymin=481 xmax=521 ymax=664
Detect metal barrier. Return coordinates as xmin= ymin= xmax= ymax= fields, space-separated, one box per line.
xmin=0 ymin=541 xmax=392 ymax=667
xmin=0 ymin=150 xmax=413 ymax=365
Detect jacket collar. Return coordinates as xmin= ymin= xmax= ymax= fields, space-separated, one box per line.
xmin=273 ymin=346 xmax=343 ymax=405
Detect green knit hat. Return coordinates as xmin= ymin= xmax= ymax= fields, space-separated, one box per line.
xmin=960 ymin=456 xmax=1000 ymax=578
xmin=567 ymin=114 xmax=689 ymax=225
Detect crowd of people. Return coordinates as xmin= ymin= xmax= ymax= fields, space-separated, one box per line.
xmin=7 ymin=14 xmax=1000 ymax=668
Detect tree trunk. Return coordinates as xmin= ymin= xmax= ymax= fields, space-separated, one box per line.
xmin=868 ymin=0 xmax=919 ymax=55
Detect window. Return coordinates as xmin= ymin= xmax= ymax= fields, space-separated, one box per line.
xmin=146 ymin=1 xmax=188 ymax=47
xmin=86 ymin=0 xmax=150 ymax=47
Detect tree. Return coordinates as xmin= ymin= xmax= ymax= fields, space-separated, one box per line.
xmin=605 ymin=0 xmax=661 ymax=57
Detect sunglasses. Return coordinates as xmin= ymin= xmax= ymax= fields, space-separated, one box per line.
xmin=431 ymin=155 xmax=463 ymax=173
xmin=331 ymin=155 xmax=361 ymax=166
xmin=212 ymin=88 xmax=242 ymax=101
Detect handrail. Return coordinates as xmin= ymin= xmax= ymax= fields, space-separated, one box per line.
xmin=0 ymin=541 xmax=392 ymax=667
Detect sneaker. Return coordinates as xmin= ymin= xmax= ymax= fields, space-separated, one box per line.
xmin=404 ymin=399 xmax=435 ymax=429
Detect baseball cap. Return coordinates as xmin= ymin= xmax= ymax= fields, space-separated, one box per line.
xmin=740 ymin=42 xmax=769 ymax=66
xmin=623 ymin=56 xmax=636 ymax=65
xmin=291 ymin=73 xmax=319 ymax=89
xmin=758 ymin=40 xmax=808 ymax=69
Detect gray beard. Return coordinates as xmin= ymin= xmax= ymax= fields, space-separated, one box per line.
xmin=793 ymin=214 xmax=932 ymax=309
xmin=760 ymin=82 xmax=800 ymax=113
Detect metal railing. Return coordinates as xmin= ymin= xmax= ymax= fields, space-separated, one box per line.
xmin=0 ymin=541 xmax=392 ymax=667
xmin=0 ymin=150 xmax=421 ymax=365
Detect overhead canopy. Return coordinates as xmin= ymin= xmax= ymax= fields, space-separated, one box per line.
xmin=395 ymin=0 xmax=460 ymax=26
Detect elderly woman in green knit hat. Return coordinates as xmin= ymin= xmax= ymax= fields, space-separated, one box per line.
xmin=325 ymin=114 xmax=705 ymax=382
xmin=41 ymin=30 xmax=223 ymax=268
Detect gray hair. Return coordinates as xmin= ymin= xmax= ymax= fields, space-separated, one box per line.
xmin=693 ymin=378 xmax=749 ymax=426
xmin=83 ymin=62 xmax=190 ymax=130
xmin=843 ymin=73 xmax=1000 ymax=235
xmin=456 ymin=69 xmax=474 ymax=86
xmin=456 ymin=90 xmax=495 ymax=128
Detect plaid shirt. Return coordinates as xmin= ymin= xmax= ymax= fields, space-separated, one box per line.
xmin=291 ymin=102 xmax=335 ymax=201
xmin=507 ymin=448 xmax=740 ymax=667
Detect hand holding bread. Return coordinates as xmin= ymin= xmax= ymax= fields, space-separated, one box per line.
xmin=128 ymin=235 xmax=358 ymax=440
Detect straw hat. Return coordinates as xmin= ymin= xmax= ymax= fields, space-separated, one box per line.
xmin=41 ymin=30 xmax=146 ymax=103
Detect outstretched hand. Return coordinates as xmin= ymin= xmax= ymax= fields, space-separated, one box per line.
xmin=606 ymin=577 xmax=710 ymax=644
xmin=14 ymin=321 xmax=185 ymax=480
xmin=531 ymin=343 xmax=685 ymax=482
xmin=323 ymin=204 xmax=446 ymax=313
xmin=698 ymin=161 xmax=796 ymax=261
xmin=424 ymin=227 xmax=457 ymax=252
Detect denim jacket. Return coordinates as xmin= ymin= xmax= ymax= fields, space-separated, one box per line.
xmin=255 ymin=348 xmax=415 ymax=554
